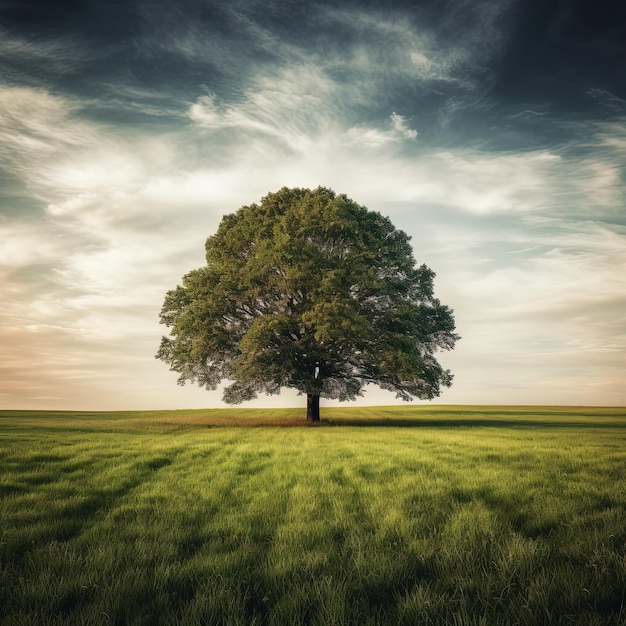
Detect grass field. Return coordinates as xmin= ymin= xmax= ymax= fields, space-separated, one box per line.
xmin=1 ymin=405 xmax=625 ymax=625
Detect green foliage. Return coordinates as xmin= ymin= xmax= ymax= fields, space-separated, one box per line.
xmin=157 ymin=187 xmax=459 ymax=405
xmin=1 ymin=407 xmax=625 ymax=624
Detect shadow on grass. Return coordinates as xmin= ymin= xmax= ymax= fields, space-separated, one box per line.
xmin=321 ymin=405 xmax=626 ymax=429
xmin=321 ymin=418 xmax=626 ymax=429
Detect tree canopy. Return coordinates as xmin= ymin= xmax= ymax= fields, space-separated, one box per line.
xmin=157 ymin=187 xmax=459 ymax=421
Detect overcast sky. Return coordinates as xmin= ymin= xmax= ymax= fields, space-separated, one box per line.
xmin=1 ymin=0 xmax=625 ymax=410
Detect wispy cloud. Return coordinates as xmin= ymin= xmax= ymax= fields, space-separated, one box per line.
xmin=187 ymin=64 xmax=337 ymax=153
xmin=0 ymin=29 xmax=86 ymax=78
xmin=588 ymin=88 xmax=626 ymax=114
xmin=391 ymin=113 xmax=418 ymax=140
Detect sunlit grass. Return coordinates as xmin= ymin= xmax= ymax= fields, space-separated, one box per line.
xmin=1 ymin=406 xmax=625 ymax=624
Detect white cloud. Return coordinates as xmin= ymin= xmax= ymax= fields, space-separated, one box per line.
xmin=390 ymin=113 xmax=418 ymax=140
xmin=318 ymin=6 xmax=472 ymax=87
xmin=46 ymin=192 xmax=100 ymax=218
xmin=187 ymin=94 xmax=224 ymax=128
xmin=186 ymin=64 xmax=342 ymax=154
xmin=0 ymin=220 xmax=64 ymax=267
xmin=1 ymin=85 xmax=176 ymax=180
xmin=0 ymin=87 xmax=94 ymax=186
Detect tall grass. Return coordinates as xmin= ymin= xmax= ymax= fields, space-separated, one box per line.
xmin=1 ymin=406 xmax=625 ymax=624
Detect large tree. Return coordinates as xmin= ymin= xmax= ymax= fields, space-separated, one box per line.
xmin=157 ymin=187 xmax=459 ymax=422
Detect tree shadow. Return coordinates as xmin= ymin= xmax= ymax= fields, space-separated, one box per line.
xmin=321 ymin=416 xmax=626 ymax=429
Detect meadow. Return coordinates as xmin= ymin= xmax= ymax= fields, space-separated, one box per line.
xmin=1 ymin=405 xmax=625 ymax=625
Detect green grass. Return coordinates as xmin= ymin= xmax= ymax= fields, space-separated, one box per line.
xmin=1 ymin=406 xmax=625 ymax=625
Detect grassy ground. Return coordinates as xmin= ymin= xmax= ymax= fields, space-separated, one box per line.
xmin=1 ymin=405 xmax=625 ymax=625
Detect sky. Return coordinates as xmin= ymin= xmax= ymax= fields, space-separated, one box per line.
xmin=1 ymin=0 xmax=625 ymax=410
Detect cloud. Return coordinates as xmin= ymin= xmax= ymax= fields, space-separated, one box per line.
xmin=0 ymin=220 xmax=63 ymax=267
xmin=391 ymin=113 xmax=418 ymax=140
xmin=0 ymin=87 xmax=92 ymax=185
xmin=174 ymin=0 xmax=514 ymax=144
xmin=187 ymin=95 xmax=421 ymax=155
xmin=0 ymin=29 xmax=85 ymax=78
xmin=0 ymin=86 xmax=183 ymax=228
xmin=587 ymin=88 xmax=626 ymax=114
xmin=0 ymin=85 xmax=211 ymax=409
xmin=509 ymin=109 xmax=549 ymax=119
xmin=187 ymin=75 xmax=420 ymax=156
xmin=318 ymin=1 xmax=511 ymax=86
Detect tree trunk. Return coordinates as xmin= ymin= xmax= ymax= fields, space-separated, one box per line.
xmin=306 ymin=393 xmax=320 ymax=423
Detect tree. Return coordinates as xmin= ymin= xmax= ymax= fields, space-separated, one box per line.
xmin=157 ymin=187 xmax=459 ymax=422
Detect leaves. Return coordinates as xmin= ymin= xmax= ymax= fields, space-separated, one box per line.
xmin=157 ymin=187 xmax=459 ymax=403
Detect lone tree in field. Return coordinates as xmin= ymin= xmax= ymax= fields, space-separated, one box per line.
xmin=157 ymin=187 xmax=459 ymax=422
